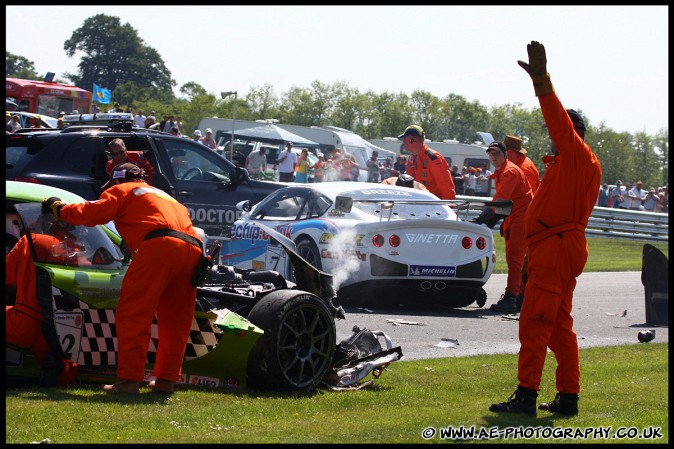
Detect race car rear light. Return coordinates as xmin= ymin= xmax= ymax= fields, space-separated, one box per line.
xmin=372 ymin=234 xmax=385 ymax=247
xmin=462 ymin=236 xmax=473 ymax=249
xmin=14 ymin=177 xmax=42 ymax=184
xmin=389 ymin=234 xmax=400 ymax=247
xmin=476 ymin=237 xmax=486 ymax=250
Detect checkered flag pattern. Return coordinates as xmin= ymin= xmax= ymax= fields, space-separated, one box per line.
xmin=75 ymin=301 xmax=222 ymax=367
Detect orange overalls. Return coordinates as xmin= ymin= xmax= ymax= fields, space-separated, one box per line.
xmin=60 ymin=182 xmax=202 ymax=383
xmin=518 ymin=93 xmax=602 ymax=395
xmin=490 ymin=160 xmax=532 ymax=296
xmin=511 ymin=153 xmax=541 ymax=194
xmin=406 ymin=145 xmax=456 ymax=199
xmin=6 ymin=234 xmax=58 ymax=368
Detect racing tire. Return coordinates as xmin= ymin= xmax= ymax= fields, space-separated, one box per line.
xmin=288 ymin=237 xmax=322 ymax=282
xmin=246 ymin=290 xmax=336 ymax=392
xmin=475 ymin=288 xmax=488 ymax=308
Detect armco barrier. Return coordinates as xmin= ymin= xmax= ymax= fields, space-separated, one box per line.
xmin=456 ymin=196 xmax=668 ymax=242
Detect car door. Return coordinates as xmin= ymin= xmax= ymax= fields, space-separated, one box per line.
xmin=152 ymin=137 xmax=247 ymax=237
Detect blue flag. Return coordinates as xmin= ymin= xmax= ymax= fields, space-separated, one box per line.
xmin=93 ymin=83 xmax=111 ymax=105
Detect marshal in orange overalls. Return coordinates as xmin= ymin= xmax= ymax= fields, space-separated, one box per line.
xmin=490 ymin=158 xmax=532 ymax=297
xmin=518 ymin=93 xmax=602 ymax=395
xmin=59 ymin=181 xmax=202 ymax=384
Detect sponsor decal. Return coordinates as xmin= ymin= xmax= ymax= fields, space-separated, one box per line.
xmin=189 ymin=375 xmax=220 ymax=388
xmin=222 ymin=377 xmax=240 ymax=390
xmin=361 ymin=189 xmax=414 ymax=196
xmin=252 ymin=260 xmax=265 ymax=270
xmin=318 ymin=233 xmax=333 ymax=244
xmin=231 ymin=222 xmax=292 ymax=244
xmin=188 ymin=207 xmax=242 ymax=226
xmin=409 ymin=265 xmax=456 ymax=277
xmin=328 ymin=209 xmax=345 ymax=217
xmin=405 ymin=233 xmax=458 ymax=244
xmin=321 ymin=249 xmax=366 ymax=261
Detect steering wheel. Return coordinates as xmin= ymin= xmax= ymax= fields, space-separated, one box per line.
xmin=182 ymin=167 xmax=203 ymax=180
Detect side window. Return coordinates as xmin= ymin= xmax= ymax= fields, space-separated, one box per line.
xmin=162 ymin=139 xmax=234 ymax=183
xmin=64 ymin=139 xmax=106 ymax=178
xmin=299 ymin=192 xmax=331 ymax=220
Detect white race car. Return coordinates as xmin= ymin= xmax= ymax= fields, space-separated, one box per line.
xmin=221 ymin=181 xmax=510 ymax=308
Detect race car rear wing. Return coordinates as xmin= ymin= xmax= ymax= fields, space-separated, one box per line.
xmin=334 ymin=195 xmax=513 ymax=220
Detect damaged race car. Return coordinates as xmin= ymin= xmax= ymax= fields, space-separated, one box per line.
xmin=5 ymin=181 xmax=402 ymax=392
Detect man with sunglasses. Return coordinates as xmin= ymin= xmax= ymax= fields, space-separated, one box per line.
xmin=105 ymin=138 xmax=155 ymax=186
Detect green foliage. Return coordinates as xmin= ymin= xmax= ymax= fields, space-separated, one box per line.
xmin=5 ymin=344 xmax=668 ymax=443
xmin=62 ymin=14 xmax=175 ymax=96
xmin=6 ymin=51 xmax=40 ymax=80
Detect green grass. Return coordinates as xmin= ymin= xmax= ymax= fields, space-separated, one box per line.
xmin=6 ymin=237 xmax=668 ymax=443
xmin=492 ymin=237 xmax=668 ymax=274
xmin=6 ymin=344 xmax=668 ymax=444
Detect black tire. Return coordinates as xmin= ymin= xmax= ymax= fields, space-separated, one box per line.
xmin=475 ymin=288 xmax=488 ymax=308
xmin=287 ymin=237 xmax=322 ymax=281
xmin=246 ymin=290 xmax=336 ymax=392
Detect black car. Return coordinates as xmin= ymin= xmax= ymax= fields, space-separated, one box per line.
xmin=5 ymin=114 xmax=285 ymax=237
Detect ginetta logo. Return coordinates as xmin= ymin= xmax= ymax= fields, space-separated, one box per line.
xmin=405 ymin=233 xmax=458 ymax=244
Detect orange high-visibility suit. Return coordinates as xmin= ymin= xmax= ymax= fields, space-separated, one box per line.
xmin=490 ymin=159 xmax=532 ymax=296
xmin=406 ymin=145 xmax=456 ymax=199
xmin=59 ymin=182 xmax=202 ymax=383
xmin=511 ymin=152 xmax=541 ymax=194
xmin=6 ymin=234 xmax=60 ymax=368
xmin=518 ymin=94 xmax=601 ymax=395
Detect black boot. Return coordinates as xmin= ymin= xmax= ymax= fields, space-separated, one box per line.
xmin=538 ymin=392 xmax=579 ymax=416
xmin=490 ymin=291 xmax=518 ymax=313
xmin=516 ymin=294 xmax=524 ymax=312
xmin=490 ymin=386 xmax=538 ymax=416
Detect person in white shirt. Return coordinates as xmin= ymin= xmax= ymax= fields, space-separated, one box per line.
xmin=277 ymin=142 xmax=298 ymax=182
xmin=192 ymin=129 xmax=204 ymax=144
xmin=134 ymin=110 xmax=146 ymax=128
xmin=627 ymin=181 xmax=647 ymax=210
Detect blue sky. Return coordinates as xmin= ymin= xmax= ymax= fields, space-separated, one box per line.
xmin=6 ymin=5 xmax=668 ymax=135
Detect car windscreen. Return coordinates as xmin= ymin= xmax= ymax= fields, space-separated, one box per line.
xmin=15 ymin=202 xmax=124 ymax=269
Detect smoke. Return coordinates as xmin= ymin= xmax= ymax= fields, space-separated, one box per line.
xmin=326 ymin=227 xmax=361 ymax=290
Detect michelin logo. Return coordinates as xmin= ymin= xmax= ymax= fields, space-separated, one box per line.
xmin=409 ymin=265 xmax=456 ymax=277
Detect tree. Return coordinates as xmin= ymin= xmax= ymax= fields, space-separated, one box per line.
xmin=6 ymin=51 xmax=40 ymax=80
xmin=63 ymin=14 xmax=175 ymax=96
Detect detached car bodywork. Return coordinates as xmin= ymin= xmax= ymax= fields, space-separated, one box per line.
xmin=5 ymin=180 xmax=345 ymax=392
xmin=222 ymin=181 xmax=512 ymax=308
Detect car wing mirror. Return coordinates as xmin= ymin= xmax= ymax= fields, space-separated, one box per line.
xmin=334 ymin=195 xmax=353 ymax=213
xmin=236 ymin=199 xmax=251 ymax=212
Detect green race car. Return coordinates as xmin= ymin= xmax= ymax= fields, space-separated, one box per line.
xmin=6 ymin=180 xmax=345 ymax=392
